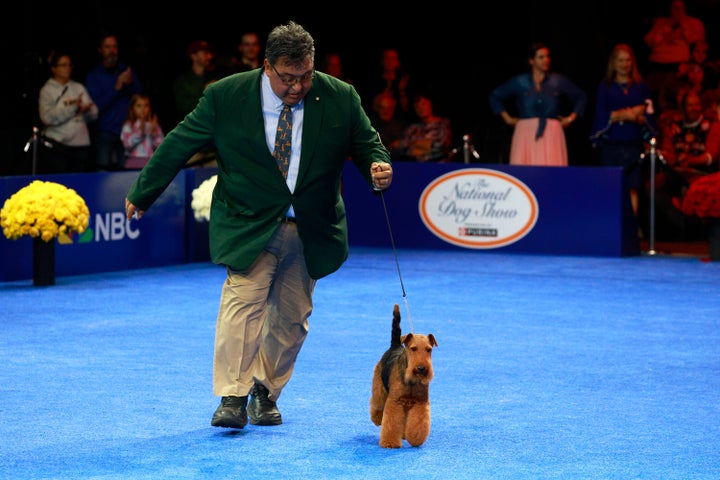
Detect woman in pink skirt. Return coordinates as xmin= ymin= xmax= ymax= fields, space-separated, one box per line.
xmin=489 ymin=42 xmax=587 ymax=166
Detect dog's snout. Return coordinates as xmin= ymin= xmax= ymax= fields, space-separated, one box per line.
xmin=416 ymin=366 xmax=426 ymax=375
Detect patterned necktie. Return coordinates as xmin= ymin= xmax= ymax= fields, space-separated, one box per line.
xmin=273 ymin=104 xmax=293 ymax=178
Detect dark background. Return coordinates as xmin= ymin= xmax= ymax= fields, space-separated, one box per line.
xmin=3 ymin=0 xmax=719 ymax=175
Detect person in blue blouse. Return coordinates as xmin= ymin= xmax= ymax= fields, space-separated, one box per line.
xmin=590 ymin=43 xmax=658 ymax=220
xmin=489 ymin=42 xmax=586 ymax=166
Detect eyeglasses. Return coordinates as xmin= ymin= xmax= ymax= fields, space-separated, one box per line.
xmin=270 ymin=63 xmax=314 ymax=86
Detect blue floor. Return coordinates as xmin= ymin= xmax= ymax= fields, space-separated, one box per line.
xmin=1 ymin=247 xmax=718 ymax=479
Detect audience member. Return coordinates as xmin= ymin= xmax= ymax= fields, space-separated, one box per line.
xmin=703 ymin=81 xmax=720 ymax=123
xmin=658 ymin=61 xmax=716 ymax=133
xmin=172 ymin=40 xmax=217 ymax=126
xmin=368 ymin=91 xmax=407 ymax=157
xmin=319 ymin=52 xmax=351 ymax=83
xmin=654 ymin=90 xmax=720 ymax=239
xmin=235 ymin=32 xmax=262 ymax=71
xmin=86 ymin=32 xmax=143 ymax=171
xmin=211 ymin=51 xmax=237 ymax=80
xmin=37 ymin=50 xmax=98 ymax=174
xmin=214 ymin=32 xmax=262 ymax=78
xmin=590 ymin=43 xmax=658 ymax=220
xmin=359 ymin=47 xmax=411 ymax=118
xmin=675 ymin=62 xmax=714 ymax=108
xmin=121 ymin=93 xmax=165 ymax=170
xmin=677 ymin=40 xmax=719 ymax=91
xmin=390 ymin=92 xmax=452 ymax=162
xmin=644 ymin=0 xmax=706 ymax=110
xmin=489 ymin=42 xmax=586 ymax=166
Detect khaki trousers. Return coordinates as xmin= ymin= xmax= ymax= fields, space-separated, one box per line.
xmin=212 ymin=222 xmax=316 ymax=401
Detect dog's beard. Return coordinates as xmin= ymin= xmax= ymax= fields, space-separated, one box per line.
xmin=406 ymin=367 xmax=433 ymax=385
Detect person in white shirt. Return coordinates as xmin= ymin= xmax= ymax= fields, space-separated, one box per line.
xmin=38 ymin=50 xmax=98 ymax=173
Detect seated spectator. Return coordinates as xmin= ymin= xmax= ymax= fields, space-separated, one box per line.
xmin=389 ymin=92 xmax=452 ymax=162
xmin=704 ymin=83 xmax=720 ymax=122
xmin=659 ymin=62 xmax=717 ymax=132
xmin=653 ymin=90 xmax=720 ymax=239
xmin=368 ymin=92 xmax=407 ymax=157
xmin=677 ymin=40 xmax=719 ymax=90
xmin=121 ymin=93 xmax=165 ymax=170
xmin=677 ymin=62 xmax=718 ymax=115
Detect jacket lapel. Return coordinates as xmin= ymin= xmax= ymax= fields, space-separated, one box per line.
xmin=298 ymin=86 xmax=323 ymax=182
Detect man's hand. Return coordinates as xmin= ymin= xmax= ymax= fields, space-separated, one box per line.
xmin=125 ymin=198 xmax=144 ymax=221
xmin=371 ymin=162 xmax=393 ymax=191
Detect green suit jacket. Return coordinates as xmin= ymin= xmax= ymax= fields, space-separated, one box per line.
xmin=126 ymin=69 xmax=391 ymax=279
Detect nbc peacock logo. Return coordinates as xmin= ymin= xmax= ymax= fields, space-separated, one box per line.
xmin=58 ymin=228 xmax=94 ymax=245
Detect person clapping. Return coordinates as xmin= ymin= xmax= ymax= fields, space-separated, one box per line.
xmin=38 ymin=50 xmax=99 ymax=173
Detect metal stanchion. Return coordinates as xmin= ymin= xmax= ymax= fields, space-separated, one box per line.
xmin=640 ymin=137 xmax=664 ymax=256
xmin=23 ymin=126 xmax=40 ymax=176
xmin=461 ymin=134 xmax=480 ymax=164
xmin=447 ymin=134 xmax=481 ymax=164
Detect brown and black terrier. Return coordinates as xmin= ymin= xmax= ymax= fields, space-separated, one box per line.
xmin=369 ymin=304 xmax=437 ymax=448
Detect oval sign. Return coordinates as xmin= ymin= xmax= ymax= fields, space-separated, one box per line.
xmin=418 ymin=168 xmax=539 ymax=249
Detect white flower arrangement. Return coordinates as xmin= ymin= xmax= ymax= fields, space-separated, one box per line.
xmin=191 ymin=175 xmax=217 ymax=222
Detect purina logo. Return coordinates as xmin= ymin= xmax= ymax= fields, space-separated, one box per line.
xmin=58 ymin=212 xmax=140 ymax=244
xmin=418 ymin=168 xmax=539 ymax=249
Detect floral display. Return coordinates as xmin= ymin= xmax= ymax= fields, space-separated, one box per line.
xmin=191 ymin=175 xmax=217 ymax=222
xmin=681 ymin=172 xmax=720 ymax=219
xmin=1 ymin=180 xmax=90 ymax=242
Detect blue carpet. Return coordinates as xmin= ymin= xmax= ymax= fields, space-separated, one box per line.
xmin=1 ymin=247 xmax=718 ymax=479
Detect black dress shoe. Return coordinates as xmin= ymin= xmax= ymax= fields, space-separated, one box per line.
xmin=247 ymin=383 xmax=282 ymax=426
xmin=211 ymin=396 xmax=248 ymax=428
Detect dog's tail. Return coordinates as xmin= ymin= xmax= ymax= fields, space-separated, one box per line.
xmin=390 ymin=304 xmax=401 ymax=348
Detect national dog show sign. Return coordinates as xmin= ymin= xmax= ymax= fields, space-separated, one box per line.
xmin=418 ymin=168 xmax=538 ymax=249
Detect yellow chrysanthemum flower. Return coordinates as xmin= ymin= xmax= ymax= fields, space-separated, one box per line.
xmin=0 ymin=180 xmax=90 ymax=242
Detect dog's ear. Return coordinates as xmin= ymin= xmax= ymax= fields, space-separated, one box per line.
xmin=401 ymin=333 xmax=412 ymax=345
xmin=428 ymin=334 xmax=438 ymax=347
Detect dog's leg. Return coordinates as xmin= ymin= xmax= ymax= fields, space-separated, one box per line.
xmin=371 ymin=304 xmax=403 ymax=429
xmin=369 ymin=363 xmax=387 ymax=426
xmin=379 ymin=400 xmax=405 ymax=448
xmin=404 ymin=402 xmax=431 ymax=447
xmin=379 ymin=362 xmax=408 ymax=448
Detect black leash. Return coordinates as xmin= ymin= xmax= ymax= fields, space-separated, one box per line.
xmin=379 ymin=190 xmax=414 ymax=333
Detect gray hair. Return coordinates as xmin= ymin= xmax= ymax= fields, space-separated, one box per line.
xmin=265 ymin=21 xmax=315 ymax=67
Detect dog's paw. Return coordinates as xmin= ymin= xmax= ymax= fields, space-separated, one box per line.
xmin=379 ymin=441 xmax=402 ymax=449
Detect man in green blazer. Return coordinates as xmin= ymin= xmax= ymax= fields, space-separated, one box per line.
xmin=125 ymin=22 xmax=393 ymax=430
